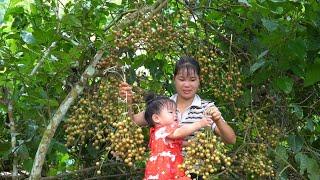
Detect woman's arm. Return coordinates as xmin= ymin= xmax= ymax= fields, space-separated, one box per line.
xmin=131 ymin=110 xmax=148 ymax=126
xmin=208 ymin=106 xmax=236 ymax=144
xmin=119 ymin=82 xmax=148 ymax=126
xmin=214 ymin=119 xmax=236 ymax=144
xmin=168 ymin=118 xmax=212 ymax=139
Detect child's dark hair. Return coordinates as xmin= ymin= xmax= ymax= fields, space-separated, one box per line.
xmin=174 ymin=56 xmax=200 ymax=77
xmin=144 ymin=93 xmax=176 ymax=127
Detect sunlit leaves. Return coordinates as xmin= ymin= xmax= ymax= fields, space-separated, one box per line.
xmin=61 ymin=14 xmax=82 ymax=28
xmin=20 ymin=30 xmax=35 ymax=44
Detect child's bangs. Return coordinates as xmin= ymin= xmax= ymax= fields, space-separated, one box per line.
xmin=161 ymin=99 xmax=176 ymax=110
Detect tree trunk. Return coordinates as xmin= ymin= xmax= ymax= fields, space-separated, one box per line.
xmin=29 ymin=50 xmax=104 ymax=180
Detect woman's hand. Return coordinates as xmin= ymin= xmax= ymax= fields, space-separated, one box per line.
xmin=118 ymin=82 xmax=133 ymax=103
xmin=205 ymin=106 xmax=222 ymax=123
xmin=205 ymin=106 xmax=236 ymax=144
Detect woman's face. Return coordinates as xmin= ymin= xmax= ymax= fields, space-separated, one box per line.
xmin=174 ymin=69 xmax=200 ymax=100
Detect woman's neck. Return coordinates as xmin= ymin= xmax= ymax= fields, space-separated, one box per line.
xmin=176 ymin=95 xmax=194 ymax=113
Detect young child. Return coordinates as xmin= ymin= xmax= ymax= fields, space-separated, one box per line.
xmin=143 ymin=94 xmax=213 ymax=180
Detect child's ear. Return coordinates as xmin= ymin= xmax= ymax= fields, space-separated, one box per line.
xmin=152 ymin=114 xmax=160 ymax=124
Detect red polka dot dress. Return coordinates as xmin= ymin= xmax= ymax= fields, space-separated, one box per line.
xmin=144 ymin=122 xmax=190 ymax=180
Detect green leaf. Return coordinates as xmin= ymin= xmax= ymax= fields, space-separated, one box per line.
xmin=270 ymin=0 xmax=286 ymax=2
xmin=34 ymin=98 xmax=59 ymax=107
xmin=288 ymin=135 xmax=304 ymax=153
xmin=20 ymin=31 xmax=35 ymax=44
xmin=306 ymin=118 xmax=315 ymax=131
xmin=250 ymin=60 xmax=265 ymax=74
xmin=274 ymin=7 xmax=284 ymax=14
xmin=288 ymin=38 xmax=306 ymax=60
xmin=52 ymin=139 xmax=68 ymax=153
xmin=62 ymin=14 xmax=82 ymax=28
xmin=23 ymin=158 xmax=33 ymax=172
xmin=8 ymin=0 xmax=22 ymax=8
xmin=238 ymin=0 xmax=251 ymax=7
xmin=304 ymin=62 xmax=320 ymax=86
xmin=261 ymin=18 xmax=278 ymax=32
xmin=295 ymin=153 xmax=320 ymax=179
xmin=0 ymin=142 xmax=11 ymax=159
xmin=16 ymin=144 xmax=30 ymax=160
xmin=295 ymin=153 xmax=309 ymax=175
xmin=273 ymin=76 xmax=293 ymax=94
xmin=257 ymin=50 xmax=269 ymax=59
xmin=290 ymin=104 xmax=304 ymax=119
xmin=275 ymin=145 xmax=288 ymax=167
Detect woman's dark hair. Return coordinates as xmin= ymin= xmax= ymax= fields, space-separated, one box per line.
xmin=173 ymin=56 xmax=200 ymax=77
xmin=144 ymin=93 xmax=176 ymax=127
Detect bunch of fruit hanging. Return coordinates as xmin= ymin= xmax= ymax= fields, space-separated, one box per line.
xmin=65 ymin=63 xmax=147 ymax=174
xmin=180 ymin=107 xmax=233 ymax=179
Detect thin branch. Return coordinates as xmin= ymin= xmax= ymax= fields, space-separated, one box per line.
xmin=84 ymin=169 xmax=144 ymax=180
xmin=30 ymin=42 xmax=57 ymax=76
xmin=0 ymin=98 xmax=7 ymax=105
xmin=104 ymin=9 xmax=137 ymax=32
xmin=147 ymin=0 xmax=168 ymax=20
xmin=114 ymin=0 xmax=167 ymax=29
xmin=29 ymin=50 xmax=104 ymax=180
xmin=3 ymin=87 xmax=18 ymax=180
xmin=40 ymin=162 xmax=124 ymax=180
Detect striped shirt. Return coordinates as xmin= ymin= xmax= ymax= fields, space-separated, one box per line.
xmin=170 ymin=94 xmax=223 ymax=133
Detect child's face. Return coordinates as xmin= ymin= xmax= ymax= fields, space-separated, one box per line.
xmin=157 ymin=104 xmax=178 ymax=126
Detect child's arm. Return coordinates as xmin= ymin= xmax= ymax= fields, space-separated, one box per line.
xmin=167 ymin=118 xmax=213 ymax=139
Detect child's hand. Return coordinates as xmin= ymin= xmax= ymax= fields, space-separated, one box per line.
xmin=118 ymin=82 xmax=133 ymax=103
xmin=204 ymin=106 xmax=222 ymax=123
xmin=200 ymin=117 xmax=214 ymax=127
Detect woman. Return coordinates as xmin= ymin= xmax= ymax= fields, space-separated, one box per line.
xmin=119 ymin=56 xmax=236 ymax=144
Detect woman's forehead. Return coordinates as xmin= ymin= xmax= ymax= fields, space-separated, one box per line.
xmin=176 ymin=69 xmax=198 ymax=77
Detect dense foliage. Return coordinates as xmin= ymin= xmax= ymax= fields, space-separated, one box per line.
xmin=0 ymin=0 xmax=319 ymax=179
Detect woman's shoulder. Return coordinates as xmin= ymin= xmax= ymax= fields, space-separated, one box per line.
xmin=197 ymin=94 xmax=215 ymax=108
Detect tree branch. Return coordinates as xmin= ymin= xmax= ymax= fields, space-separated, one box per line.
xmin=29 ymin=1 xmax=170 ymax=179
xmin=30 ymin=42 xmax=57 ymax=76
xmin=114 ymin=0 xmax=168 ymax=29
xmin=29 ymin=50 xmax=104 ymax=180
xmin=2 ymin=87 xmax=18 ymax=180
xmin=8 ymin=101 xmax=18 ymax=180
xmin=40 ymin=162 xmax=126 ymax=180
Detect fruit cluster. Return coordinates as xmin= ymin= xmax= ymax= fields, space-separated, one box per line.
xmin=231 ymin=111 xmax=279 ymax=177
xmin=65 ymin=75 xmax=146 ymax=167
xmin=181 ymin=131 xmax=232 ymax=179
xmin=107 ymin=115 xmax=146 ymax=167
